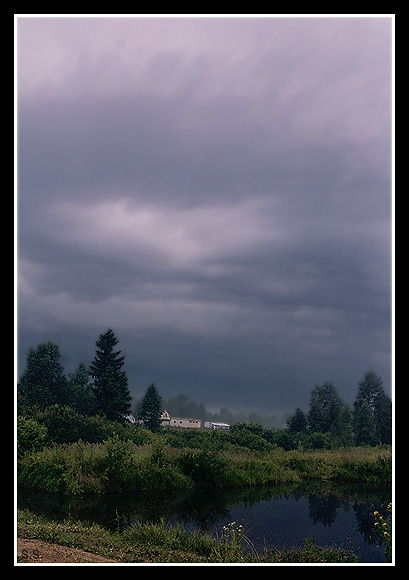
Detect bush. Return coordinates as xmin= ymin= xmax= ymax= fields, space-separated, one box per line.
xmin=102 ymin=436 xmax=136 ymax=493
xmin=178 ymin=450 xmax=228 ymax=486
xmin=17 ymin=415 xmax=48 ymax=457
xmin=229 ymin=427 xmax=271 ymax=452
xmin=28 ymin=404 xmax=152 ymax=446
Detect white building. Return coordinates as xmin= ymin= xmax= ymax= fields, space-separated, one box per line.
xmin=204 ymin=421 xmax=230 ymax=431
xmin=160 ymin=410 xmax=171 ymax=427
xmin=170 ymin=417 xmax=201 ymax=429
xmin=160 ymin=411 xmax=201 ymax=429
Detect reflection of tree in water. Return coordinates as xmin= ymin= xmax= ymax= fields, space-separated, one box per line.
xmin=353 ymin=501 xmax=390 ymax=544
xmin=171 ymin=489 xmax=231 ymax=531
xmin=19 ymin=480 xmax=392 ymax=550
xmin=307 ymin=494 xmax=341 ymax=527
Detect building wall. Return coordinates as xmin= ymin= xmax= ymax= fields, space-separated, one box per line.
xmin=204 ymin=422 xmax=230 ymax=430
xmin=170 ymin=418 xmax=201 ymax=429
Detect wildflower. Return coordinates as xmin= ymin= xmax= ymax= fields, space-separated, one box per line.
xmin=374 ymin=522 xmax=379 ymax=526
xmin=374 ymin=511 xmax=379 ymax=517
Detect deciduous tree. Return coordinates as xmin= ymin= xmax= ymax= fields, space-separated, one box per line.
xmin=308 ymin=382 xmax=343 ymax=433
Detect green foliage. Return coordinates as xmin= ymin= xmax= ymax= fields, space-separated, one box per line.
xmin=354 ymin=371 xmax=392 ymax=445
xmin=267 ymin=537 xmax=358 ymax=563
xmin=18 ymin=509 xmax=360 ymax=563
xmin=287 ymin=408 xmax=308 ymax=432
xmin=354 ymin=400 xmax=377 ymax=446
xmin=27 ymin=404 xmax=151 ymax=446
xmin=17 ymin=415 xmax=48 ymax=457
xmin=178 ymin=449 xmax=228 ymax=486
xmin=164 ymin=428 xmax=212 ymax=449
xmin=18 ymin=438 xmax=391 ymax=497
xmin=329 ymin=405 xmax=355 ymax=447
xmin=373 ymin=502 xmax=392 ymax=563
xmin=18 ymin=342 xmax=69 ymax=409
xmin=308 ymin=382 xmax=343 ymax=433
xmin=67 ymin=363 xmax=98 ymax=416
xmin=229 ymin=424 xmax=272 ymax=452
xmin=89 ymin=329 xmax=132 ymax=421
xmin=138 ymin=383 xmax=162 ymax=432
xmin=102 ymin=436 xmax=136 ymax=493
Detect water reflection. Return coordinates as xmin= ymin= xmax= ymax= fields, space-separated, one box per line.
xmin=308 ymin=493 xmax=342 ymax=527
xmin=18 ymin=480 xmax=391 ymax=562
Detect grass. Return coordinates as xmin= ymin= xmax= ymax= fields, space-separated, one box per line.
xmin=17 ymin=509 xmax=359 ymax=563
xmin=18 ymin=438 xmax=392 ymax=495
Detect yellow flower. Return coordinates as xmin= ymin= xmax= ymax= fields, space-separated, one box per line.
xmin=374 ymin=522 xmax=379 ymax=526
xmin=374 ymin=511 xmax=379 ymax=517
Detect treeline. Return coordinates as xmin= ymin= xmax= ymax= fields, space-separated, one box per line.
xmin=18 ymin=329 xmax=132 ymax=421
xmin=16 ymin=328 xmax=290 ymax=429
xmin=286 ymin=375 xmax=392 ymax=447
xmin=17 ymin=328 xmax=391 ymax=450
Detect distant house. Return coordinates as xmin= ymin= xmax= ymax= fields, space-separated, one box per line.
xmin=170 ymin=417 xmax=201 ymax=429
xmin=204 ymin=421 xmax=230 ymax=431
xmin=160 ymin=410 xmax=171 ymax=427
xmin=160 ymin=410 xmax=201 ymax=429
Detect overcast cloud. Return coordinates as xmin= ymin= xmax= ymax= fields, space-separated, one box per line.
xmin=17 ymin=16 xmax=392 ymax=413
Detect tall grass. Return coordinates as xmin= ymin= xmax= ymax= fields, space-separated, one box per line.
xmin=18 ymin=436 xmax=391 ymax=496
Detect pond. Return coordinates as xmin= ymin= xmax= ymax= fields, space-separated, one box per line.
xmin=18 ymin=480 xmax=391 ymax=563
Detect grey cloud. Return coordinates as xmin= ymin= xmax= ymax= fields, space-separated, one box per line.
xmin=17 ymin=17 xmax=392 ymax=412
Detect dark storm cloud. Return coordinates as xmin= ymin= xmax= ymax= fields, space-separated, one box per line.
xmin=17 ymin=16 xmax=392 ymax=412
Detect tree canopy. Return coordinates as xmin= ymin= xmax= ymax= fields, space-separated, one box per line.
xmin=18 ymin=341 xmax=69 ymax=409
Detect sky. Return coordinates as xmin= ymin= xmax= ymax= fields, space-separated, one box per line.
xmin=16 ymin=15 xmax=393 ymax=414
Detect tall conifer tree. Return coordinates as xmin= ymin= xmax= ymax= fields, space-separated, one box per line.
xmin=89 ymin=329 xmax=131 ymax=421
xmin=138 ymin=384 xmax=162 ymax=432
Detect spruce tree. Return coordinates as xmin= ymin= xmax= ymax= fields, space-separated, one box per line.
xmin=287 ymin=408 xmax=307 ymax=432
xmin=138 ymin=384 xmax=162 ymax=432
xmin=89 ymin=329 xmax=131 ymax=421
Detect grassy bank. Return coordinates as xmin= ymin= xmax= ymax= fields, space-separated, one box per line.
xmin=17 ymin=436 xmax=392 ymax=496
xmin=17 ymin=508 xmax=359 ymax=563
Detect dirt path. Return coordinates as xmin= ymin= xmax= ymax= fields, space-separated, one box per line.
xmin=17 ymin=537 xmax=118 ymax=564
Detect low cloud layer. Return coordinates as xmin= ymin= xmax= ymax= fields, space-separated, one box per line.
xmin=17 ymin=16 xmax=392 ymax=412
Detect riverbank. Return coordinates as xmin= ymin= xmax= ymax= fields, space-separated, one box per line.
xmin=18 ymin=438 xmax=392 ymax=496
xmin=17 ymin=509 xmax=360 ymax=563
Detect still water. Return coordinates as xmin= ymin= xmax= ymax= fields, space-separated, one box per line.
xmin=18 ymin=481 xmax=391 ymax=563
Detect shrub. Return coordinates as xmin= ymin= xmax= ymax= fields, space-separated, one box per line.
xmin=102 ymin=436 xmax=136 ymax=493
xmin=178 ymin=450 xmax=227 ymax=486
xmin=17 ymin=415 xmax=48 ymax=457
xmin=229 ymin=428 xmax=271 ymax=452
